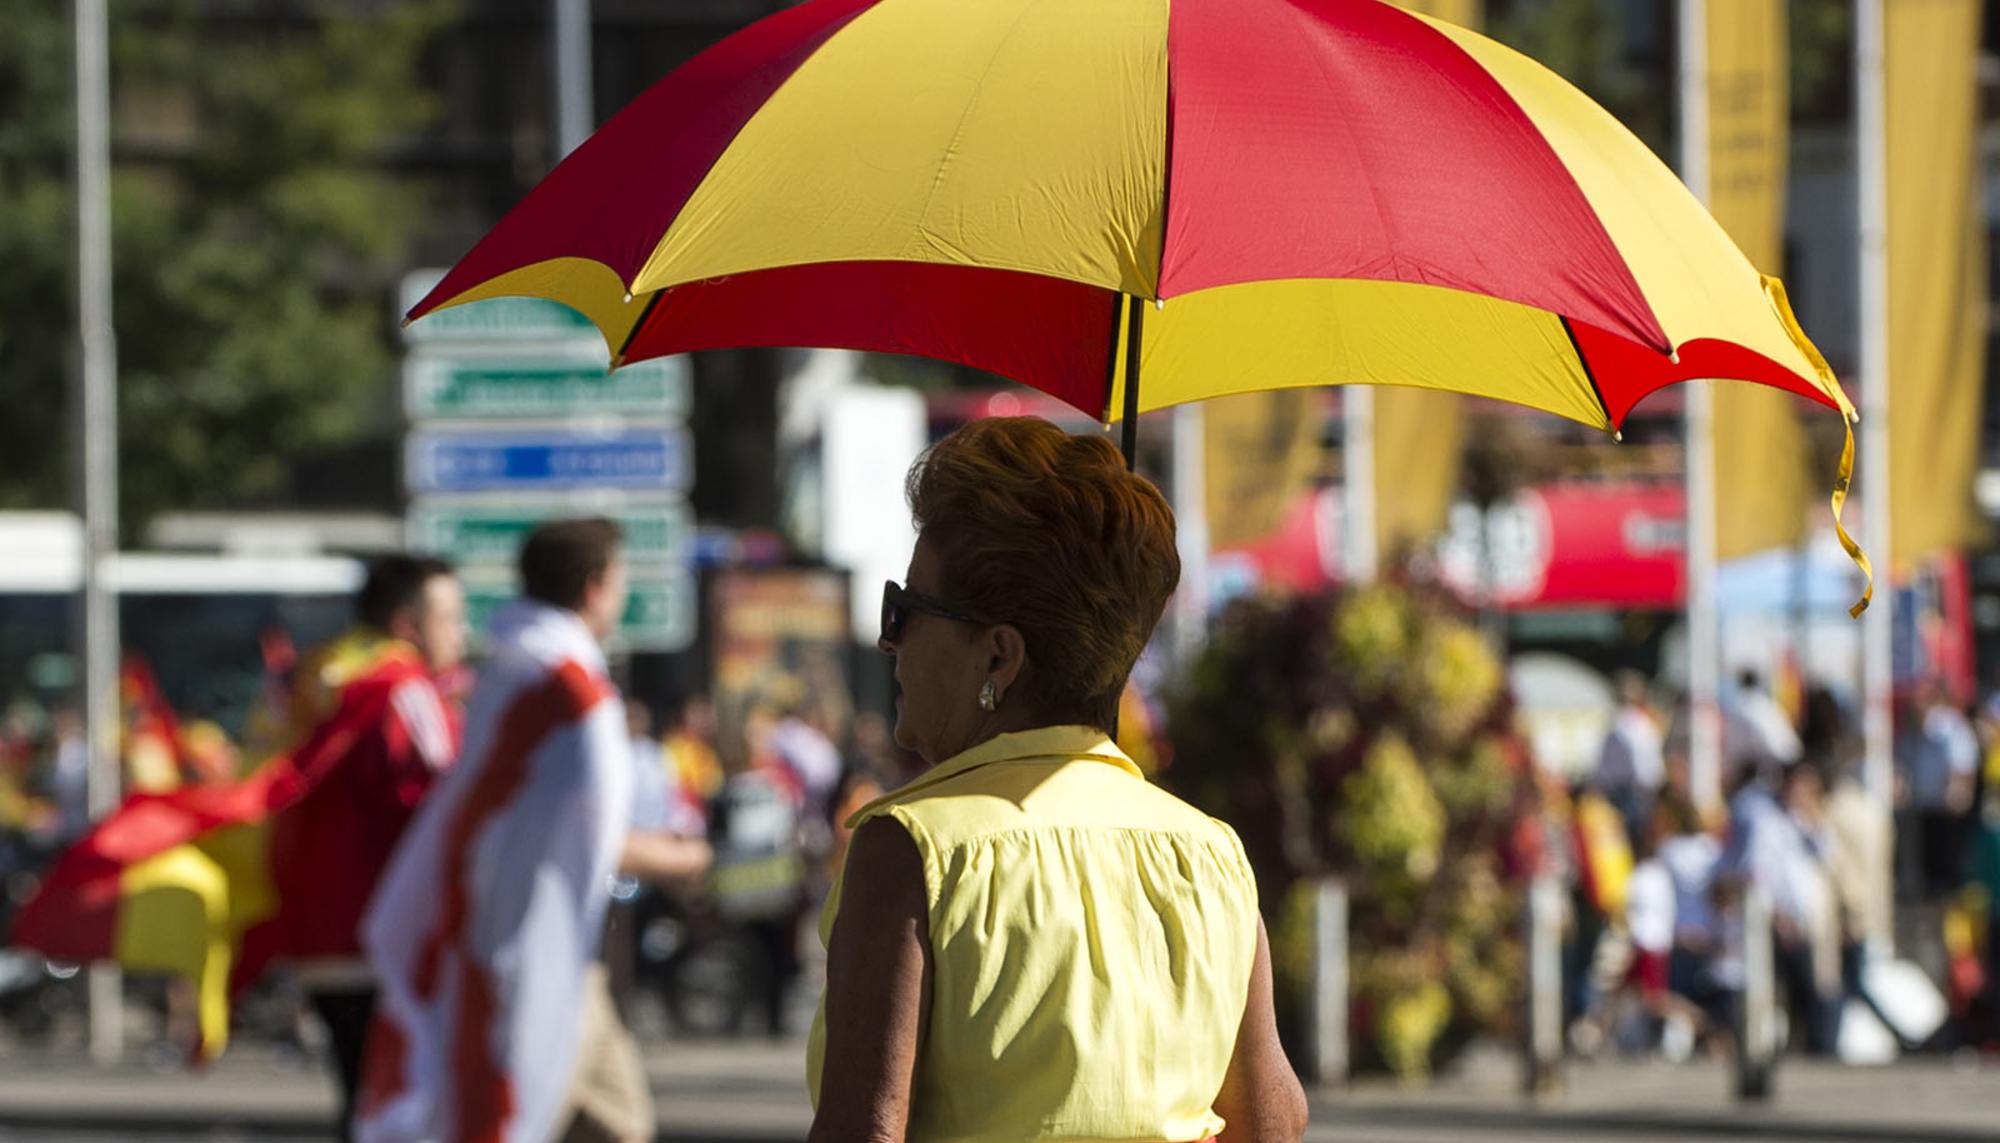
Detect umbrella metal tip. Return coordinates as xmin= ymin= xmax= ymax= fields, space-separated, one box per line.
xmin=622 ymin=291 xmax=634 ymax=304
xmin=1154 ymin=298 xmax=1164 ymax=311
xmin=1613 ymin=430 xmax=1624 ymax=442
xmin=1669 ymin=350 xmax=1681 ymax=365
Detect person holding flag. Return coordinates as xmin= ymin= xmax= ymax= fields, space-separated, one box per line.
xmin=8 ymin=554 xmax=467 ymax=1079
xmin=358 ymin=517 xmax=645 ymax=1143
xmin=251 ymin=554 xmax=467 ymax=1139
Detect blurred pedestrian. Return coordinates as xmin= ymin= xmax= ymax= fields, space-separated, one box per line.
xmin=811 ymin=418 xmax=1305 ymax=1142
xmin=1720 ymin=762 xmax=1840 ymax=1056
xmin=662 ymin=692 xmax=724 ymax=814
xmin=45 ymin=705 xmax=88 ymax=842
xmin=261 ymin=554 xmax=466 ymax=1141
xmin=1824 ymin=761 xmax=1894 ymax=1029
xmin=1596 ymin=671 xmax=1665 ymax=842
xmin=1966 ymin=793 xmax=2000 ymax=1047
xmin=360 ymin=518 xmax=646 ymax=1143
xmin=771 ymin=691 xmax=843 ymax=829
xmin=1653 ymin=790 xmax=1728 ymax=1043
xmin=1907 ymin=679 xmax=1979 ymax=899
xmin=712 ymin=703 xmax=812 ymax=1037
xmin=1723 ymin=670 xmax=1802 ymax=791
xmin=608 ymin=699 xmax=713 ymax=1026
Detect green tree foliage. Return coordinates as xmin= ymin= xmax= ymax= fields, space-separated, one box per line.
xmin=1165 ymin=582 xmax=1536 ymax=1078
xmin=0 ymin=0 xmax=450 ymax=530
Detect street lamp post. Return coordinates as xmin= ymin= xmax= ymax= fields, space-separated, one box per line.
xmin=73 ymin=0 xmax=123 ymax=1066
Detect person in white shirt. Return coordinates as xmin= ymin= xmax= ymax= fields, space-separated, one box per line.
xmin=361 ymin=518 xmax=649 ymax=1143
xmin=1722 ymin=670 xmax=1801 ymax=793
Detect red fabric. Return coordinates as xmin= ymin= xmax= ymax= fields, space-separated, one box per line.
xmin=1568 ymin=319 xmax=1845 ymax=428
xmin=1629 ymin=948 xmax=1669 ymax=998
xmin=409 ymin=0 xmax=879 ymax=321
xmin=624 ymin=261 xmax=1120 ymax=417
xmin=1161 ymin=0 xmax=1665 ymax=353
xmin=261 ymin=660 xmax=459 ymax=962
xmin=7 ymin=645 xmax=456 ymax=991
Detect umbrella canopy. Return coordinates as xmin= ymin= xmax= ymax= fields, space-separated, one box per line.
xmin=409 ymin=0 xmax=1869 ymax=605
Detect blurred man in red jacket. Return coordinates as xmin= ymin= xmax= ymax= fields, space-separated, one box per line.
xmin=262 ymin=554 xmax=466 ymax=1139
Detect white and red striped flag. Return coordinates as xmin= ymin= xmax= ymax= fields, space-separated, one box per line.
xmin=357 ymin=601 xmax=631 ymax=1143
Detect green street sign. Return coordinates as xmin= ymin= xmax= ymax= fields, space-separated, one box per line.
xmin=410 ymin=500 xmax=690 ymax=567
xmin=399 ymin=270 xmax=598 ymax=344
xmin=403 ymin=355 xmax=690 ymax=420
xmin=459 ymin=565 xmax=695 ymax=652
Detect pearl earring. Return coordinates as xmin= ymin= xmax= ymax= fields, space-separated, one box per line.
xmin=978 ymin=680 xmax=998 ymax=712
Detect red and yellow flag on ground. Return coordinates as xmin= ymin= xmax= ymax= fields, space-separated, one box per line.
xmin=8 ymin=634 xmax=424 ymax=1056
xmin=1886 ymin=0 xmax=1988 ymax=565
xmin=1705 ymin=0 xmax=1811 ymax=562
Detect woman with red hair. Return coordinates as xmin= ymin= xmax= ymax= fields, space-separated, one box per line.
xmin=808 ymin=417 xmax=1306 ymax=1142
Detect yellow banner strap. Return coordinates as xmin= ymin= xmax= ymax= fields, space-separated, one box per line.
xmin=1832 ymin=413 xmax=1875 ymax=618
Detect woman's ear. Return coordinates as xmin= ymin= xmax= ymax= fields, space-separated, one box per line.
xmin=986 ymin=624 xmax=1029 ymax=699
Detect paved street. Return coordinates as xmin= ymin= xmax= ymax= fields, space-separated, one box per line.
xmin=0 ymin=1035 xmax=1995 ymax=1142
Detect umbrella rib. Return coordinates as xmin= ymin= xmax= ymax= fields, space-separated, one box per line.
xmin=1559 ymin=316 xmax=1617 ymax=435
xmin=612 ymin=289 xmax=668 ymax=368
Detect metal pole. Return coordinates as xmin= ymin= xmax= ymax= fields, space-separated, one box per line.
xmin=1679 ymin=0 xmax=1725 ymax=813
xmin=1856 ymin=0 xmax=1895 ymax=810
xmin=1523 ymin=874 xmax=1563 ymax=1096
xmin=551 ymin=0 xmax=593 ymax=160
xmin=1308 ymin=879 xmax=1349 ymax=1087
xmin=1342 ymin=385 xmax=1376 ymax=585
xmin=1736 ymin=884 xmax=1777 ymax=1100
xmin=1171 ymin=402 xmax=1210 ymax=665
xmin=73 ymin=0 xmax=122 ymax=1066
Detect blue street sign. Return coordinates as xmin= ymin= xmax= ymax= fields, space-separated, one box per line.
xmin=406 ymin=426 xmax=691 ymax=495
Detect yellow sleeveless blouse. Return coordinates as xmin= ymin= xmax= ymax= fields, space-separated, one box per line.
xmin=807 ymin=725 xmax=1259 ymax=1142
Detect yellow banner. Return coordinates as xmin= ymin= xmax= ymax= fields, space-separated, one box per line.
xmin=1704 ymin=0 xmax=1807 ymax=561
xmin=1394 ymin=0 xmax=1480 ymax=29
xmin=1374 ymin=387 xmax=1468 ymax=559
xmin=1887 ymin=0 xmax=1988 ymax=564
xmin=1204 ymin=391 xmax=1322 ymax=551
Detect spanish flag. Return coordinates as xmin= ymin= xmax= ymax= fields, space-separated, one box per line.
xmin=9 ymin=634 xmax=427 ymax=1057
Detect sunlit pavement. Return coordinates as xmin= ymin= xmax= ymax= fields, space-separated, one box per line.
xmin=0 ymin=1036 xmax=1995 ymax=1142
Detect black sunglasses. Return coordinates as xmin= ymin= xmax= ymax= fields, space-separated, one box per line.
xmin=880 ymin=580 xmax=989 ymax=645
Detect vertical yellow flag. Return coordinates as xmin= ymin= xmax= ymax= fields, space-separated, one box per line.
xmin=1203 ymin=390 xmax=1323 ymax=550
xmin=1706 ymin=0 xmax=1809 ymax=561
xmin=1372 ymin=0 xmax=1480 ymax=559
xmin=1886 ymin=0 xmax=1988 ymax=564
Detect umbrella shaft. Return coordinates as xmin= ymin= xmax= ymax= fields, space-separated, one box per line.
xmin=1121 ymin=295 xmax=1144 ymax=470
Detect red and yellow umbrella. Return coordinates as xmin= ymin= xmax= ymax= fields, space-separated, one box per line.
xmin=409 ymin=0 xmax=1870 ymax=608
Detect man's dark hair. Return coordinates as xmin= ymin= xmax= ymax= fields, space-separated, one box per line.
xmin=357 ymin=554 xmax=455 ymax=631
xmin=519 ymin=516 xmax=623 ymax=610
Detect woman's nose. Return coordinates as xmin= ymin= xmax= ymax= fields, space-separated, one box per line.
xmin=877 ymin=635 xmax=897 ymax=655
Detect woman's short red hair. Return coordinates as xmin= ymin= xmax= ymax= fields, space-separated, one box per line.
xmin=907 ymin=416 xmax=1179 ymax=729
